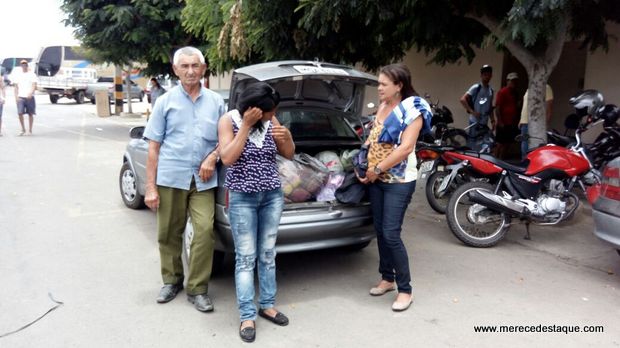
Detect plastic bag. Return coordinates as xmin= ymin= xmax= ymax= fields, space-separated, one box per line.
xmin=278 ymin=153 xmax=329 ymax=202
xmin=340 ymin=149 xmax=359 ymax=171
xmin=316 ymin=172 xmax=346 ymax=202
xmin=315 ymin=151 xmax=344 ymax=173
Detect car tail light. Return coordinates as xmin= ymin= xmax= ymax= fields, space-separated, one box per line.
xmin=600 ymin=165 xmax=620 ymax=201
xmin=417 ymin=149 xmax=440 ymax=161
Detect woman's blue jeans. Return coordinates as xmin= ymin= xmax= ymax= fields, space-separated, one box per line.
xmin=228 ymin=188 xmax=284 ymax=322
xmin=369 ymin=180 xmax=416 ymax=294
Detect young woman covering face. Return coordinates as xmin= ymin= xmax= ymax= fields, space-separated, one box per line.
xmin=218 ymin=82 xmax=295 ymax=343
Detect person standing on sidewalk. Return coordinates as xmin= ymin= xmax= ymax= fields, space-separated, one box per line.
xmin=518 ymin=84 xmax=554 ymax=159
xmin=0 ymin=76 xmax=5 ymax=136
xmin=143 ymin=46 xmax=225 ymax=312
xmin=358 ymin=63 xmax=427 ymax=312
xmin=494 ymin=72 xmax=521 ymax=159
xmin=218 ymin=82 xmax=295 ymax=343
xmin=14 ymin=60 xmax=37 ymax=136
xmin=460 ymin=65 xmax=495 ymax=148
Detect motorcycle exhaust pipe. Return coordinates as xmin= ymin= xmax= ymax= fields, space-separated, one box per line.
xmin=468 ymin=190 xmax=528 ymax=217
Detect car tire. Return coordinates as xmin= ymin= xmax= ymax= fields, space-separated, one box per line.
xmin=182 ymin=217 xmax=226 ymax=276
xmin=76 ymin=91 xmax=85 ymax=104
xmin=90 ymin=98 xmax=96 ymax=104
xmin=50 ymin=94 xmax=59 ymax=104
xmin=119 ymin=162 xmax=145 ymax=209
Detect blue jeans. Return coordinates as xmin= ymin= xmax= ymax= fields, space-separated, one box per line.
xmin=369 ymin=180 xmax=416 ymax=294
xmin=520 ymin=124 xmax=528 ymax=159
xmin=228 ymin=188 xmax=284 ymax=322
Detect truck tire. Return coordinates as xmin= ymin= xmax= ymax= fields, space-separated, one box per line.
xmin=50 ymin=94 xmax=59 ymax=104
xmin=90 ymin=98 xmax=96 ymax=104
xmin=75 ymin=91 xmax=85 ymax=104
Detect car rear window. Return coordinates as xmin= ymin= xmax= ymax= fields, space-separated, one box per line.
xmin=277 ymin=108 xmax=359 ymax=141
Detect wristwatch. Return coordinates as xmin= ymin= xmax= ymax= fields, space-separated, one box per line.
xmin=373 ymin=165 xmax=383 ymax=175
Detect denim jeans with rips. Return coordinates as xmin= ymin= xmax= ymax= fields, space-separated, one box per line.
xmin=228 ymin=188 xmax=284 ymax=322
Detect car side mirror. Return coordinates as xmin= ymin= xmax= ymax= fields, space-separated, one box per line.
xmin=129 ymin=126 xmax=145 ymax=139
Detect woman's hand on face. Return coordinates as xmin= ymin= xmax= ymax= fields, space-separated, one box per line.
xmin=241 ymin=107 xmax=263 ymax=129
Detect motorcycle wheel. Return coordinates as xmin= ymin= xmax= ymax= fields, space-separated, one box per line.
xmin=446 ymin=182 xmax=510 ymax=247
xmin=443 ymin=128 xmax=468 ymax=148
xmin=425 ymin=170 xmax=452 ymax=214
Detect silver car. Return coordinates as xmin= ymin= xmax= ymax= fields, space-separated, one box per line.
xmin=119 ymin=61 xmax=378 ymax=269
xmin=592 ymin=156 xmax=620 ymax=255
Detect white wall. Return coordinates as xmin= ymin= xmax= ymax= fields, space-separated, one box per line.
xmin=402 ymin=47 xmax=503 ymax=128
xmin=584 ymin=21 xmax=620 ymax=105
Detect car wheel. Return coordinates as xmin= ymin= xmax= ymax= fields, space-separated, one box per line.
xmin=90 ymin=98 xmax=96 ymax=104
xmin=119 ymin=162 xmax=145 ymax=209
xmin=49 ymin=94 xmax=59 ymax=104
xmin=182 ymin=217 xmax=226 ymax=275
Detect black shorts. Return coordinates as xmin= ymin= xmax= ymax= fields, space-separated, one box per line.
xmin=495 ymin=125 xmax=519 ymax=144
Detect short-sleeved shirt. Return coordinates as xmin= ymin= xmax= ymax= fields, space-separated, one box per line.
xmin=519 ymin=84 xmax=553 ymax=125
xmin=143 ymin=85 xmax=225 ymax=191
xmin=466 ymin=83 xmax=494 ymax=124
xmin=495 ymin=86 xmax=519 ymax=126
xmin=13 ymin=70 xmax=38 ymax=98
xmin=367 ymin=99 xmax=424 ymax=184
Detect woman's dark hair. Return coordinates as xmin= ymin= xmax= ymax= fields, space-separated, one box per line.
xmin=237 ymin=82 xmax=280 ymax=131
xmin=150 ymin=78 xmax=162 ymax=89
xmin=380 ymin=63 xmax=417 ymax=99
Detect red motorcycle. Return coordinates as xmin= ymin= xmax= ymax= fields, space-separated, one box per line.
xmin=444 ymin=120 xmax=600 ymax=247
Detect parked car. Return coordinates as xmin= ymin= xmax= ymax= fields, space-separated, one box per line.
xmin=592 ymin=156 xmax=620 ymax=255
xmin=119 ymin=60 xmax=378 ymax=270
xmin=85 ymin=77 xmax=145 ymax=104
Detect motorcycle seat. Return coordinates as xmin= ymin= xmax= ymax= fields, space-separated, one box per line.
xmin=477 ymin=153 xmax=529 ymax=173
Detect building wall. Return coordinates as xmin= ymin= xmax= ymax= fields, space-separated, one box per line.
xmin=584 ymin=22 xmax=620 ymax=105
xmin=401 ymin=48 xmax=504 ymax=129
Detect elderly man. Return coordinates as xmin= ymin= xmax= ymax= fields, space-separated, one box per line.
xmin=143 ymin=46 xmax=225 ymax=312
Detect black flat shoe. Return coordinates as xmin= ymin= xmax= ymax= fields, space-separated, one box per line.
xmin=239 ymin=322 xmax=256 ymax=343
xmin=156 ymin=283 xmax=183 ymax=303
xmin=258 ymin=309 xmax=289 ymax=326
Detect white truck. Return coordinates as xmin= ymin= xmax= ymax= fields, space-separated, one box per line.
xmin=34 ymin=45 xmax=101 ymax=104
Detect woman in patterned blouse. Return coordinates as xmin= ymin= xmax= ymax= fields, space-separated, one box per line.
xmin=358 ymin=63 xmax=427 ymax=312
xmin=218 ymin=82 xmax=295 ymax=343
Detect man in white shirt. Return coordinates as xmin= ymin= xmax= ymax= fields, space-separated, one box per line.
xmin=14 ymin=60 xmax=38 ymax=136
xmin=0 ymin=76 xmax=5 ymax=136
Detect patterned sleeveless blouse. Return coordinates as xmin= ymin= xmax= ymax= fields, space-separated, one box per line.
xmin=224 ymin=116 xmax=281 ymax=193
xmin=367 ymin=121 xmax=418 ymax=183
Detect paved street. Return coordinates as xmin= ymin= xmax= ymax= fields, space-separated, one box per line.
xmin=0 ymin=91 xmax=619 ymax=348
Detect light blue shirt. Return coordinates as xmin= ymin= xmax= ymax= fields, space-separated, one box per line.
xmin=144 ymin=85 xmax=225 ymax=191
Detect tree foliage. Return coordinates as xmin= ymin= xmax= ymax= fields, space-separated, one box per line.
xmin=182 ymin=0 xmax=619 ymax=146
xmin=61 ymin=0 xmax=201 ymax=76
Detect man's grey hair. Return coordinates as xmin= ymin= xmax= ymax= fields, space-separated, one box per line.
xmin=173 ymin=46 xmax=206 ymax=66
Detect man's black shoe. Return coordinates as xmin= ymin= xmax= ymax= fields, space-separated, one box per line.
xmin=156 ymin=283 xmax=183 ymax=303
xmin=187 ymin=293 xmax=214 ymax=312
